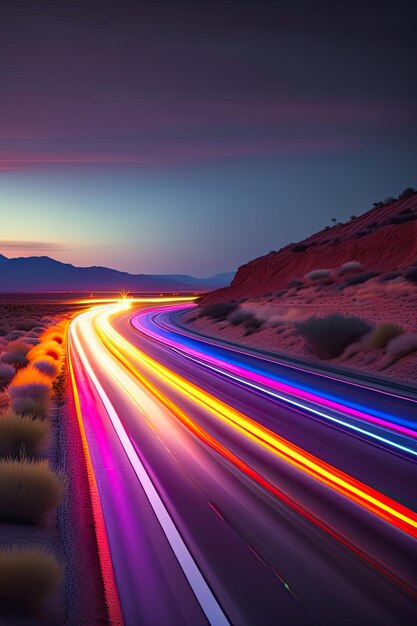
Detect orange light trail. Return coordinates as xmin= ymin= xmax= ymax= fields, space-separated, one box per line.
xmin=91 ymin=303 xmax=417 ymax=543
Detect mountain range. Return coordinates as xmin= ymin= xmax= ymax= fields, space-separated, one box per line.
xmin=0 ymin=254 xmax=234 ymax=293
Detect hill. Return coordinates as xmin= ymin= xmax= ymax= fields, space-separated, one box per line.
xmin=201 ymin=190 xmax=417 ymax=303
xmin=0 ymin=255 xmax=234 ymax=293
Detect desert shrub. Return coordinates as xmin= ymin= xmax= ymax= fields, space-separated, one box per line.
xmin=292 ymin=244 xmax=308 ymax=252
xmin=0 ymin=391 xmax=11 ymax=414
xmin=12 ymin=397 xmax=50 ymax=419
xmin=340 ymin=271 xmax=378 ymax=288
xmin=287 ymin=279 xmax=303 ymax=288
xmin=0 ymin=458 xmax=64 ymax=524
xmin=0 ymin=413 xmax=50 ymax=457
xmin=385 ymin=334 xmax=417 ymax=358
xmin=23 ymin=337 xmax=40 ymax=346
xmin=0 ymin=325 xmax=9 ymax=337
xmin=305 ymin=269 xmax=331 ymax=281
xmin=0 ymin=545 xmax=63 ymax=607
xmin=198 ymin=302 xmax=237 ymax=320
xmin=366 ymin=323 xmax=404 ymax=349
xmin=379 ymin=270 xmax=402 ymax=282
xmin=7 ymin=339 xmax=31 ymax=355
xmin=403 ymin=267 xmax=417 ymax=284
xmin=15 ymin=319 xmax=38 ymax=331
xmin=8 ymin=366 xmax=52 ymax=418
xmin=295 ymin=314 xmax=372 ymax=359
xmin=0 ymin=351 xmax=29 ymax=369
xmin=275 ymin=290 xmax=286 ymax=297
xmin=243 ymin=315 xmax=264 ymax=335
xmin=399 ymin=187 xmax=416 ymax=198
xmin=33 ymin=359 xmax=59 ymax=378
xmin=389 ymin=213 xmax=417 ymax=225
xmin=228 ymin=309 xmax=253 ymax=326
xmin=0 ymin=363 xmax=15 ymax=387
xmin=28 ymin=341 xmax=63 ymax=363
xmin=339 ymin=261 xmax=363 ymax=274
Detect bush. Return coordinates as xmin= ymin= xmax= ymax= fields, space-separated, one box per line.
xmin=28 ymin=341 xmax=63 ymax=363
xmin=0 ymin=363 xmax=15 ymax=387
xmin=389 ymin=213 xmax=417 ymax=225
xmin=0 ymin=413 xmax=51 ymax=457
xmin=305 ymin=269 xmax=331 ymax=281
xmin=292 ymin=244 xmax=308 ymax=252
xmin=0 ymin=545 xmax=63 ymax=608
xmin=403 ymin=267 xmax=417 ymax=284
xmin=198 ymin=302 xmax=237 ymax=321
xmin=33 ymin=358 xmax=59 ymax=378
xmin=0 ymin=351 xmax=29 ymax=369
xmin=12 ymin=396 xmax=50 ymax=419
xmin=7 ymin=339 xmax=31 ymax=355
xmin=399 ymin=187 xmax=416 ymax=198
xmin=385 ymin=334 xmax=417 ymax=358
xmin=0 ymin=391 xmax=11 ymax=414
xmin=0 ymin=458 xmax=64 ymax=524
xmin=340 ymin=271 xmax=378 ymax=288
xmin=242 ymin=315 xmax=264 ymax=335
xmin=8 ymin=366 xmax=52 ymax=418
xmin=339 ymin=261 xmax=363 ymax=274
xmin=366 ymin=323 xmax=404 ymax=349
xmin=296 ymin=314 xmax=372 ymax=359
xmin=228 ymin=309 xmax=253 ymax=326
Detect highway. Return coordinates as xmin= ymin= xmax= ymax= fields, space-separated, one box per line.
xmin=68 ymin=298 xmax=417 ymax=625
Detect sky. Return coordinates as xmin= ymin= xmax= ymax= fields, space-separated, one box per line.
xmin=0 ymin=1 xmax=416 ymax=276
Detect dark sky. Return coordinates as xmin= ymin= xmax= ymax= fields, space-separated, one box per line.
xmin=0 ymin=1 xmax=416 ymax=275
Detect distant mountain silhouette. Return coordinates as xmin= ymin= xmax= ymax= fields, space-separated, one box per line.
xmin=0 ymin=254 xmax=235 ymax=292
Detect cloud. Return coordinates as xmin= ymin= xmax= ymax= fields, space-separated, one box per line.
xmin=0 ymin=241 xmax=78 ymax=258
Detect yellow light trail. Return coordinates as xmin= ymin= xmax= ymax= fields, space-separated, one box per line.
xmin=92 ymin=301 xmax=417 ymax=540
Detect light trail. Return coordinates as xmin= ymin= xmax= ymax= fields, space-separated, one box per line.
xmin=93 ymin=303 xmax=417 ymax=542
xmin=69 ymin=302 xmax=230 ymax=626
xmin=132 ymin=306 xmax=417 ymax=454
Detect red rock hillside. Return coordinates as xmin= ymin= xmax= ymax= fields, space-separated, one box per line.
xmin=203 ymin=191 xmax=417 ymax=303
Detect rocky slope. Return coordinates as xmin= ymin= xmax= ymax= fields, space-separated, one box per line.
xmin=202 ymin=191 xmax=417 ymax=303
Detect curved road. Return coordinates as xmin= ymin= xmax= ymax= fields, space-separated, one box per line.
xmin=68 ymin=298 xmax=417 ymax=625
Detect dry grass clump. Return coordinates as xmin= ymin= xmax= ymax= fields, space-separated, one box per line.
xmin=339 ymin=261 xmax=363 ymax=274
xmin=0 ymin=391 xmax=11 ymax=414
xmin=8 ymin=365 xmax=53 ymax=419
xmin=0 ymin=458 xmax=64 ymax=524
xmin=33 ymin=358 xmax=59 ymax=379
xmin=305 ymin=269 xmax=331 ymax=281
xmin=366 ymin=323 xmax=404 ymax=349
xmin=198 ymin=302 xmax=237 ymax=321
xmin=0 ymin=545 xmax=63 ymax=607
xmin=0 ymin=363 xmax=15 ymax=388
xmin=386 ymin=334 xmax=417 ymax=358
xmin=27 ymin=340 xmax=63 ymax=363
xmin=7 ymin=339 xmax=31 ymax=355
xmin=0 ymin=413 xmax=51 ymax=458
xmin=0 ymin=350 xmax=29 ymax=369
xmin=296 ymin=314 xmax=372 ymax=359
xmin=228 ymin=309 xmax=254 ymax=326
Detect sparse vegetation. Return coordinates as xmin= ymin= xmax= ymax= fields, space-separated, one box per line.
xmin=198 ymin=302 xmax=237 ymax=320
xmin=0 ymin=458 xmax=64 ymax=524
xmin=399 ymin=187 xmax=416 ymax=198
xmin=366 ymin=323 xmax=404 ymax=350
xmin=0 ymin=545 xmax=63 ymax=608
xmin=403 ymin=267 xmax=417 ymax=284
xmin=0 ymin=363 xmax=15 ymax=388
xmin=339 ymin=261 xmax=363 ymax=274
xmin=305 ymin=269 xmax=331 ymax=281
xmin=340 ymin=271 xmax=378 ymax=288
xmin=292 ymin=243 xmax=309 ymax=252
xmin=33 ymin=358 xmax=59 ymax=378
xmin=295 ymin=314 xmax=372 ymax=359
xmin=385 ymin=334 xmax=417 ymax=358
xmin=228 ymin=309 xmax=253 ymax=326
xmin=0 ymin=413 xmax=51 ymax=458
